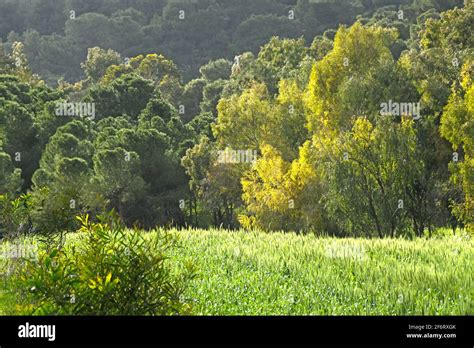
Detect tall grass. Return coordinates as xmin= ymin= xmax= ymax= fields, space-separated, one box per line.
xmin=167 ymin=229 xmax=473 ymax=315
xmin=0 ymin=229 xmax=472 ymax=315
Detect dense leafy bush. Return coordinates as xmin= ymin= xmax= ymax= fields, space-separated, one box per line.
xmin=11 ymin=211 xmax=197 ymax=315
xmin=0 ymin=193 xmax=33 ymax=239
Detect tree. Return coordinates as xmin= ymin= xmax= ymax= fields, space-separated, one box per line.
xmin=200 ymin=79 xmax=226 ymax=116
xmin=440 ymin=60 xmax=474 ymax=232
xmin=0 ymin=150 xmax=22 ymax=195
xmin=398 ymin=3 xmax=474 ymax=233
xmin=305 ymin=22 xmax=397 ymax=133
xmin=100 ymin=53 xmax=182 ymax=105
xmin=30 ymin=120 xmax=94 ymax=234
xmin=32 ymin=120 xmax=94 ymax=189
xmin=274 ymin=79 xmax=308 ymax=160
xmin=214 ymin=83 xmax=272 ymax=151
xmin=90 ymin=147 xmax=147 ymax=224
xmin=91 ymin=115 xmax=189 ymax=227
xmin=0 ymin=99 xmax=40 ymax=190
xmin=81 ymin=47 xmax=122 ymax=82
xmin=325 ymin=116 xmax=422 ymax=238
xmin=139 ymin=96 xmax=177 ymax=124
xmin=199 ymin=59 xmax=232 ymax=82
xmin=0 ymin=41 xmax=15 ymax=74
xmin=180 ymin=78 xmax=205 ymax=121
xmin=182 ymin=136 xmax=242 ymax=228
xmin=256 ymin=36 xmax=308 ymax=93
xmin=239 ymin=144 xmax=296 ymax=231
xmin=86 ymin=73 xmax=155 ymax=120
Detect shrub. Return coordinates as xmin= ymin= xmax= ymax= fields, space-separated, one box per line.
xmin=0 ymin=193 xmax=33 ymax=240
xmin=12 ymin=210 xmax=198 ymax=315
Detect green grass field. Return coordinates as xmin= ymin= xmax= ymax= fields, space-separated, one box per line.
xmin=169 ymin=229 xmax=473 ymax=315
xmin=0 ymin=229 xmax=472 ymax=315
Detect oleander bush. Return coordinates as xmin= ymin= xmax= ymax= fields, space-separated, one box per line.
xmin=10 ymin=211 xmax=197 ymax=315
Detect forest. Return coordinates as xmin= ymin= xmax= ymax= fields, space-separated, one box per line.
xmin=0 ymin=0 xmax=472 ymax=316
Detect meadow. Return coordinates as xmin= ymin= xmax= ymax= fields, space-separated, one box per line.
xmin=0 ymin=228 xmax=472 ymax=315
xmin=170 ymin=229 xmax=473 ymax=315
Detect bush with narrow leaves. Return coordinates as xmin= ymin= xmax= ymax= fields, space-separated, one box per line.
xmin=12 ymin=210 xmax=197 ymax=315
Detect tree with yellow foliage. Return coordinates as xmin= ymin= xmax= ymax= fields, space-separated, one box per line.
xmin=441 ymin=60 xmax=474 ymax=233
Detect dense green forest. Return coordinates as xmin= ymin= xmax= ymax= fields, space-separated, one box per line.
xmin=0 ymin=0 xmax=472 ymax=239
xmin=0 ymin=0 xmax=472 ymax=317
xmin=0 ymin=0 xmax=464 ymax=83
